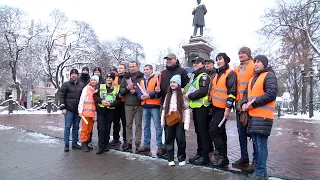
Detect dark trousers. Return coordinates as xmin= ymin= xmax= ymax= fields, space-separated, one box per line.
xmin=193 ymin=106 xmax=211 ymax=158
xmin=209 ymin=107 xmax=228 ymax=157
xmin=165 ymin=123 xmax=186 ymax=162
xmin=97 ymin=109 xmax=115 ymax=149
xmin=207 ymin=113 xmax=214 ymax=152
xmin=113 ymin=102 xmax=126 ymax=142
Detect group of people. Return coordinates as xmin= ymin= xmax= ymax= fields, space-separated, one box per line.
xmin=59 ymin=46 xmax=278 ymax=180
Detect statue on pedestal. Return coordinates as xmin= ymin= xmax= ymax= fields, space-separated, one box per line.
xmin=192 ymin=0 xmax=207 ymax=36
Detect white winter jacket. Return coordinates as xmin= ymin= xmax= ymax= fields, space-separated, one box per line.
xmin=161 ymin=89 xmax=191 ymax=130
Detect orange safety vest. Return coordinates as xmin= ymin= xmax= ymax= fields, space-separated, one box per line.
xmin=140 ymin=74 xmax=161 ymax=105
xmin=248 ymin=72 xmax=276 ymax=120
xmin=114 ymin=76 xmax=125 ymax=102
xmin=82 ymin=86 xmax=96 ymax=118
xmin=210 ymin=68 xmax=232 ymax=108
xmin=234 ymin=60 xmax=255 ymax=101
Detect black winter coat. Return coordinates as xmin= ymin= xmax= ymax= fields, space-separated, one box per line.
xmin=242 ymin=66 xmax=278 ymax=136
xmin=160 ymin=63 xmax=189 ymax=104
xmin=59 ymin=79 xmax=85 ymax=113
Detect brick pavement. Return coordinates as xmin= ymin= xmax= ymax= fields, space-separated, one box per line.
xmin=0 ymin=124 xmax=246 ymax=180
xmin=1 ymin=112 xmax=320 ymax=179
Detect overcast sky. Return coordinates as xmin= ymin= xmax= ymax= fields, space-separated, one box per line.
xmin=3 ymin=0 xmax=276 ymax=66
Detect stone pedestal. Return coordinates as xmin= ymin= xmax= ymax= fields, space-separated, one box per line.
xmin=182 ymin=36 xmax=214 ymax=67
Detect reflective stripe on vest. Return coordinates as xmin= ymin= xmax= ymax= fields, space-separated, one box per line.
xmin=235 ymin=60 xmax=255 ymax=101
xmin=189 ymin=73 xmax=210 ymax=108
xmin=248 ymin=72 xmax=276 ymax=119
xmin=82 ymin=86 xmax=96 ymax=118
xmin=98 ymin=84 xmax=119 ymax=109
xmin=210 ymin=68 xmax=232 ymax=108
xmin=140 ymin=75 xmax=161 ymax=105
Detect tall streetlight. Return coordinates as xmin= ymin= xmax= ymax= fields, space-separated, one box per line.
xmin=301 ymin=54 xmax=316 ymax=118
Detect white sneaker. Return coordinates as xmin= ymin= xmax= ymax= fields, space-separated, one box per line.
xmin=179 ymin=161 xmax=186 ymax=166
xmin=168 ymin=161 xmax=175 ymax=166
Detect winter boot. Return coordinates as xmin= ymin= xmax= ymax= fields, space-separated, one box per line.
xmin=81 ymin=142 xmax=90 ymax=152
xmin=64 ymin=144 xmax=69 ymax=152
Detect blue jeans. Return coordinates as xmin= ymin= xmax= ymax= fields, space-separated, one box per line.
xmin=252 ymin=134 xmax=268 ymax=177
xmin=236 ymin=113 xmax=257 ymax=162
xmin=64 ymin=110 xmax=81 ymax=145
xmin=142 ymin=107 xmax=162 ymax=148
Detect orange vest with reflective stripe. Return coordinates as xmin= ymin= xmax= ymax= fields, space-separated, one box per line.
xmin=210 ymin=68 xmax=232 ymax=108
xmin=82 ymin=86 xmax=96 ymax=118
xmin=140 ymin=75 xmax=161 ymax=105
xmin=115 ymin=76 xmax=125 ymax=102
xmin=234 ymin=60 xmax=255 ymax=101
xmin=248 ymin=72 xmax=276 ymax=120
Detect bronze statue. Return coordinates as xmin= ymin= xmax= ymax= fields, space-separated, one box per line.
xmin=192 ymin=0 xmax=207 ymax=36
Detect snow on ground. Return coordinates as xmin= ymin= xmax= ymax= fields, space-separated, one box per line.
xmin=41 ymin=125 xmax=64 ymax=131
xmin=282 ymin=111 xmax=320 ymax=120
xmin=0 ymin=109 xmax=60 ymax=115
xmin=17 ymin=131 xmax=59 ymax=146
xmin=0 ymin=124 xmax=14 ymax=130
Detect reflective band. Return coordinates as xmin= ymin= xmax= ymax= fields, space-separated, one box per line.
xmin=212 ymin=96 xmax=227 ymax=102
xmin=84 ymin=102 xmax=95 ymax=104
xmin=237 ymin=90 xmax=245 ymax=94
xmin=212 ymin=88 xmax=227 ymax=94
xmin=256 ymin=106 xmax=275 ymax=111
xmin=228 ymin=94 xmax=236 ymax=99
xmin=83 ymin=109 xmax=96 ymax=112
xmin=237 ymin=82 xmax=249 ymax=86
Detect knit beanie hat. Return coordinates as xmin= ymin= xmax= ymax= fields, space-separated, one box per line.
xmin=90 ymin=75 xmax=99 ymax=83
xmin=106 ymin=72 xmax=116 ymax=80
xmin=216 ymin=53 xmax=230 ymax=64
xmin=70 ymin=69 xmax=79 ymax=75
xmin=254 ymin=55 xmax=268 ymax=68
xmin=82 ymin=66 xmax=89 ymax=73
xmin=238 ymin=47 xmax=252 ymax=59
xmin=170 ymin=75 xmax=181 ymax=86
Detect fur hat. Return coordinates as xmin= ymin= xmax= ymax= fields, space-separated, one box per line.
xmin=106 ymin=72 xmax=116 ymax=80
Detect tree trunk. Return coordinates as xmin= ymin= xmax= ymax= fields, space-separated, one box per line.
xmin=15 ymin=82 xmax=21 ymax=101
xmin=293 ymin=68 xmax=299 ymax=114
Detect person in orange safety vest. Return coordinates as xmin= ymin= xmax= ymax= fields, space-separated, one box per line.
xmin=78 ymin=75 xmax=99 ymax=152
xmin=241 ymin=55 xmax=277 ymax=179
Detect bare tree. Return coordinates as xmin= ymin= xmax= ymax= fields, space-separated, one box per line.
xmin=260 ymin=0 xmax=320 ymax=56
xmin=0 ymin=5 xmax=40 ymax=99
xmin=105 ymin=37 xmax=146 ymax=66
